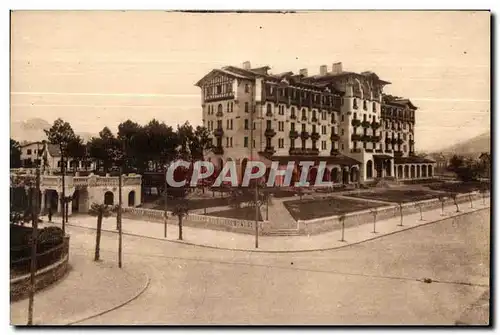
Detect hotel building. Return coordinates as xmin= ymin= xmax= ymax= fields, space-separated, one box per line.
xmin=195 ymin=61 xmax=435 ymax=186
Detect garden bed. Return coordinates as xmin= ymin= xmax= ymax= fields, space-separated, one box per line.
xmin=427 ymin=181 xmax=490 ymax=194
xmin=283 ymin=197 xmax=381 ymax=221
xmin=205 ymin=206 xmax=263 ymax=221
xmin=347 ymin=189 xmax=444 ymax=203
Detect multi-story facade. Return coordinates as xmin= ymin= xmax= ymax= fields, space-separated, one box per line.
xmin=196 ymin=61 xmax=435 ymax=185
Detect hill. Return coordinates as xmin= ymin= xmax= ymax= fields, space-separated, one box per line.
xmin=10 ymin=118 xmax=96 ymax=143
xmin=437 ymin=132 xmax=490 ymax=156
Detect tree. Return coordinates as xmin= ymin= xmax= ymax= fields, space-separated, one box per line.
xmin=397 ymin=201 xmax=404 ymax=226
xmin=88 ymin=203 xmax=114 ymax=261
xmin=447 ymin=154 xmax=481 ymax=182
xmin=117 ymin=120 xmax=143 ymax=172
xmin=44 ymin=118 xmax=76 ymax=234
xmin=478 ymin=152 xmax=491 ymax=179
xmin=172 ymin=202 xmax=189 ymax=240
xmin=66 ymin=136 xmax=86 ymax=172
xmin=10 ymin=138 xmax=22 ymax=168
xmin=370 ymin=208 xmax=378 ymax=233
xmin=339 ymin=214 xmax=346 ymax=242
xmin=415 ymin=203 xmax=424 ymax=221
xmin=438 ymin=195 xmax=447 ymax=216
xmin=449 ymin=192 xmax=460 ymax=212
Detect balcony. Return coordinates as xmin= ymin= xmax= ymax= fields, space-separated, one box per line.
xmin=265 ymin=128 xmax=277 ymax=137
xmin=361 ymin=121 xmax=371 ymax=128
xmin=330 ymin=149 xmax=340 ymax=155
xmin=266 ymin=110 xmax=273 ymax=117
xmin=330 ymin=133 xmax=340 ymax=141
xmin=351 ymin=119 xmax=361 ymax=127
xmin=290 ymin=114 xmax=297 ymax=120
xmin=301 ymin=115 xmax=308 ymax=122
xmin=264 ymin=146 xmax=276 ymax=155
xmin=300 ymin=131 xmax=310 ymax=139
xmin=371 ymin=135 xmax=381 ymax=142
xmin=216 ymin=111 xmax=223 ymax=117
xmin=361 ymin=135 xmax=371 ymax=142
xmin=371 ymin=121 xmax=381 ymax=129
xmin=385 ymin=149 xmax=393 ymax=153
xmin=213 ymin=128 xmax=224 ymax=137
xmin=409 ymin=140 xmax=415 ymax=145
xmin=394 ymin=151 xmax=403 ymax=157
xmin=391 ymin=138 xmax=398 ymax=145
xmin=289 ymin=147 xmax=319 ymax=156
xmin=397 ymin=139 xmax=404 ymax=145
xmin=289 ymin=130 xmax=299 ymax=139
xmin=375 ymin=148 xmax=383 ymax=153
xmin=311 ymin=132 xmax=320 ymax=141
xmin=351 ymin=148 xmax=362 ymax=154
xmin=205 ymin=91 xmax=235 ymax=103
xmin=311 ymin=116 xmax=318 ymax=123
xmin=213 ymin=146 xmax=224 ymax=155
xmin=351 ymin=134 xmax=362 ymax=141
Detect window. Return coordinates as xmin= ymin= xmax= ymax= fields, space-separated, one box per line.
xmin=217 ymin=85 xmax=222 ymax=94
xmin=279 ymin=105 xmax=284 ymax=115
xmin=301 ymin=124 xmax=306 ymax=132
xmin=227 ymin=102 xmax=230 ymax=113
xmin=278 ymin=138 xmax=284 ymax=148
xmin=230 ymin=119 xmax=233 ymax=129
xmin=266 ymin=120 xmax=272 ymax=130
xmin=266 ymin=138 xmax=271 ymax=147
xmin=230 ymin=137 xmax=233 ymax=147
xmin=27 ymin=149 xmax=32 ymax=155
xmin=363 ymin=100 xmax=367 ymax=110
xmin=230 ymin=102 xmax=233 ymax=112
xmin=363 ymin=114 xmax=367 ymax=122
xmin=341 ymin=129 xmax=344 ymax=135
xmin=291 ymin=107 xmax=296 ymax=118
xmin=301 ymin=139 xmax=306 ymax=149
xmin=244 ymin=137 xmax=249 ymax=147
xmin=312 ymin=110 xmax=317 ymax=119
xmin=253 ymin=122 xmax=256 ymax=130
xmin=226 ymin=137 xmax=229 ymax=147
xmin=226 ymin=119 xmax=230 ymax=129
xmin=253 ymin=140 xmax=256 ymax=148
xmin=278 ymin=121 xmax=284 ymax=131
xmin=403 ymin=145 xmax=407 ymax=151
xmin=322 ymin=111 xmax=326 ymax=120
xmin=373 ymin=103 xmax=377 ymax=113
xmin=321 ymin=141 xmax=327 ymax=150
xmin=341 ymin=114 xmax=345 ymax=122
xmin=353 ymin=98 xmax=358 ymax=109
xmin=341 ymin=144 xmax=344 ymax=150
xmin=331 ymin=113 xmax=336 ymax=123
xmin=291 ymin=122 xmax=295 ymax=131
xmin=302 ymin=109 xmax=306 ymax=119
xmin=321 ymin=125 xmax=327 ymax=135
xmin=218 ymin=104 xmax=223 ymax=114
xmin=217 ymin=120 xmax=222 ymax=129
xmin=245 ymin=84 xmax=249 ymax=93
xmin=267 ymin=104 xmax=272 ymax=116
xmin=245 ymin=102 xmax=249 ymax=113
xmin=312 ymin=125 xmax=317 ymax=133
xmin=244 ymin=119 xmax=249 ymax=130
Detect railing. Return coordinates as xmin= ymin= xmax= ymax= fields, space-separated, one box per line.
xmin=11 ymin=236 xmax=69 ymax=275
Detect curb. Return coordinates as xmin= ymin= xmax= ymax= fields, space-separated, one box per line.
xmin=66 ymin=271 xmax=151 ymax=325
xmin=66 ymin=205 xmax=490 ymax=254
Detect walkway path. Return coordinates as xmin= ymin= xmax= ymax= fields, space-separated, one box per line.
xmin=43 ymin=197 xmax=490 ymax=253
xmin=10 ymin=249 xmax=149 ymax=325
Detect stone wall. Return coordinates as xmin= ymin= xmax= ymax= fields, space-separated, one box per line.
xmin=298 ymin=191 xmax=485 ymax=235
xmin=10 ymin=237 xmax=70 ymax=302
xmin=121 ymin=207 xmax=266 ymax=235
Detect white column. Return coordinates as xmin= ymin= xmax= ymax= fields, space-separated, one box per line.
xmin=40 ymin=191 xmax=46 ymax=214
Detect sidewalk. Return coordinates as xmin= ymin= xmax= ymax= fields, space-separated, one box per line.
xmin=10 ymin=251 xmax=149 ymax=325
xmin=51 ymin=197 xmax=490 ymax=253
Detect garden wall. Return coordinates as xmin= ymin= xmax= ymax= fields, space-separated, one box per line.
xmin=298 ymin=191 xmax=486 ymax=235
xmin=121 ymin=207 xmax=266 ymax=235
xmin=10 ymin=236 xmax=70 ymax=302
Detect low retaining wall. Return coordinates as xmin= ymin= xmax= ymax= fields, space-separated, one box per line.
xmin=122 ymin=207 xmax=266 ymax=235
xmin=10 ymin=236 xmax=70 ymax=302
xmin=298 ymin=191 xmax=486 ymax=235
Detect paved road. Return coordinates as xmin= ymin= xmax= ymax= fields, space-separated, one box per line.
xmin=54 ymin=208 xmax=490 ymax=325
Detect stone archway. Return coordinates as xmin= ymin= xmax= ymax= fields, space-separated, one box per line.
xmin=404 ymin=165 xmax=409 ymax=179
xmin=422 ymin=165 xmax=427 ymax=178
xmin=350 ymin=166 xmax=359 ymax=183
xmin=416 ymin=165 xmax=421 ymax=178
xmin=331 ymin=168 xmax=339 ymax=184
xmin=366 ymin=160 xmax=373 ymax=179
xmin=342 ymin=168 xmax=350 ymax=184
xmin=72 ymin=189 xmax=80 ymax=212
xmin=428 ymin=165 xmax=433 ymax=177
xmin=397 ymin=165 xmax=403 ymax=179
xmin=410 ymin=165 xmax=415 ymax=178
xmin=104 ymin=191 xmax=114 ymax=205
xmin=385 ymin=159 xmax=392 ymax=177
xmin=128 ymin=190 xmax=136 ymax=207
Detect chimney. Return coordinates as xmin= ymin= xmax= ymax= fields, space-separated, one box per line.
xmin=242 ymin=61 xmax=251 ymax=70
xmin=319 ymin=65 xmax=328 ymax=76
xmin=299 ymin=68 xmax=308 ymax=77
xmin=331 ymin=62 xmax=343 ymax=74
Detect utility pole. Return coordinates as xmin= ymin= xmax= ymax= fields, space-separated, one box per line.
xmin=250 ymin=98 xmax=259 ymax=249
xmin=118 ymin=165 xmax=123 ymax=268
xmin=164 ymin=169 xmax=168 ymax=238
xmin=27 ymin=162 xmax=40 ymax=325
xmin=61 ymin=149 xmax=66 ymax=235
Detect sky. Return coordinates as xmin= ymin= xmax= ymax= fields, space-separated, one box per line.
xmin=10 ymin=10 xmax=490 ymax=151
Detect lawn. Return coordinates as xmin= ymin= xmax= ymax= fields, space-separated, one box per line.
xmin=152 ymin=196 xmax=230 ymax=211
xmin=206 ymin=206 xmax=263 ymax=221
xmin=427 ymin=181 xmax=490 ymax=194
xmin=347 ymin=189 xmax=444 ymax=204
xmin=283 ymin=197 xmax=382 ymax=221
